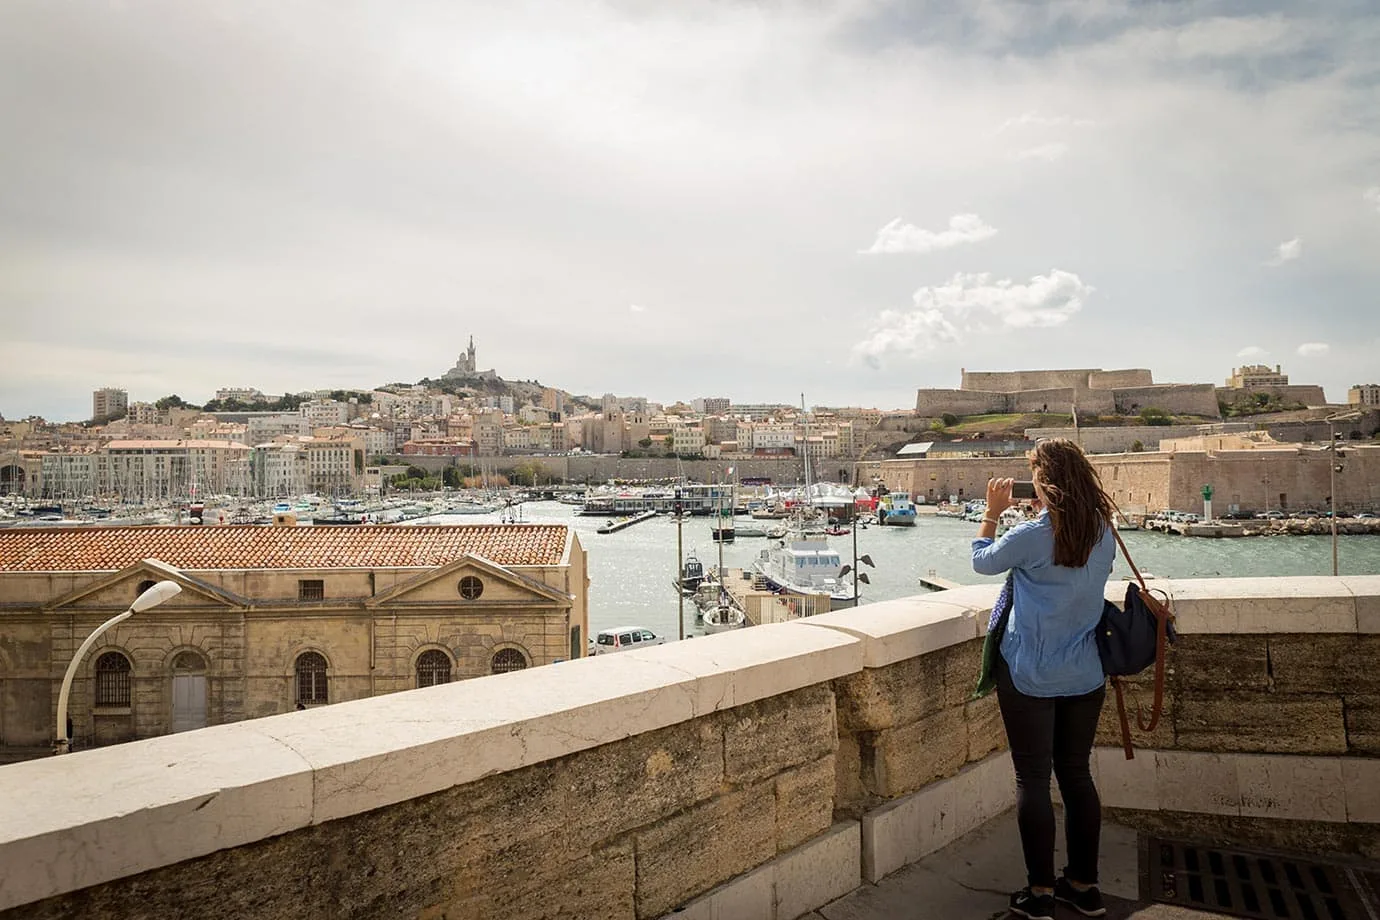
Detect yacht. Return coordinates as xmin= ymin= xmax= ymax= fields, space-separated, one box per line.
xmin=751 ymin=534 xmax=855 ymax=610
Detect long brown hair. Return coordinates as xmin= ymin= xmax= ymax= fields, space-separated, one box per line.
xmin=1030 ymin=438 xmax=1114 ymax=567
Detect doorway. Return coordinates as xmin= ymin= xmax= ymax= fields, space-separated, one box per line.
xmin=170 ymin=651 xmax=207 ymax=732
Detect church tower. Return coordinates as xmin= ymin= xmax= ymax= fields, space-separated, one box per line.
xmin=467 ymin=335 xmax=476 ymax=373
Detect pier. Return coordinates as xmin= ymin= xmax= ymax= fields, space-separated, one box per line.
xmin=919 ymin=573 xmax=965 ymax=591
xmin=595 ymin=510 xmax=658 ymax=534
xmin=704 ymin=567 xmax=833 ymax=625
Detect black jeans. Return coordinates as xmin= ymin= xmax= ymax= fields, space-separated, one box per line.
xmin=996 ymin=655 xmax=1106 ymax=889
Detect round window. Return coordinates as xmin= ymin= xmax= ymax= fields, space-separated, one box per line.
xmin=458 ymin=576 xmax=484 ymax=600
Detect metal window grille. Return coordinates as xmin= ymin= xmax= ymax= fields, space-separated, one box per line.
xmin=416 ymin=650 xmax=452 ymax=688
xmin=95 ymin=652 xmax=132 ymax=707
xmin=295 ymin=652 xmax=328 ymax=704
xmin=491 ymin=648 xmax=527 ymax=674
xmin=298 ymin=579 xmax=324 ymax=601
xmin=458 ymin=576 xmax=484 ymax=600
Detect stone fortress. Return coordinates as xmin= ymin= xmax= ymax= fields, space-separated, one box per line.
xmin=916 ymin=367 xmax=1223 ymax=419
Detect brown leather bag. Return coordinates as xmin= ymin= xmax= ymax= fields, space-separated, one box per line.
xmin=1107 ymin=526 xmax=1176 ymax=760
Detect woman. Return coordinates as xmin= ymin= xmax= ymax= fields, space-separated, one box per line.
xmin=972 ymin=438 xmax=1115 ymax=920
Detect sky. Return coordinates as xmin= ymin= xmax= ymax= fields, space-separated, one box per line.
xmin=2 ymin=0 xmax=1378 ymax=422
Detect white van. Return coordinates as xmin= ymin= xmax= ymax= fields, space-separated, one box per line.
xmin=592 ymin=626 xmax=666 ymax=655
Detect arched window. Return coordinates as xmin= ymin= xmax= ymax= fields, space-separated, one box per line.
xmin=172 ymin=651 xmax=206 ymax=674
xmin=491 ymin=648 xmax=528 ymax=674
xmin=416 ymin=649 xmax=452 ymax=688
xmin=295 ymin=652 xmax=328 ymax=706
xmin=95 ymin=652 xmax=132 ymax=707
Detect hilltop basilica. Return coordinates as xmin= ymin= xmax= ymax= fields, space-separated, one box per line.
xmin=443 ymin=336 xmax=497 ymax=381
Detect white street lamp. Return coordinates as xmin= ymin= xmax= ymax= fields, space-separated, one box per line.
xmin=54 ymin=579 xmax=182 ymax=754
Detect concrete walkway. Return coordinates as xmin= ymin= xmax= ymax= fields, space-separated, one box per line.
xmin=807 ymin=810 xmax=1228 ymax=920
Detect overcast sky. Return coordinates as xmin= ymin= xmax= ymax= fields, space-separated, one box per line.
xmin=2 ymin=0 xmax=1377 ymax=422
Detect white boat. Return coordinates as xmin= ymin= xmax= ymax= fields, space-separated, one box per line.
xmin=998 ymin=507 xmax=1026 ymax=532
xmin=877 ymin=493 xmax=917 ymax=526
xmin=751 ymin=534 xmax=855 ymax=610
xmin=733 ymin=519 xmax=770 ymax=538
xmin=702 ymin=604 xmax=746 ymax=633
xmin=1113 ymin=512 xmax=1140 ymax=531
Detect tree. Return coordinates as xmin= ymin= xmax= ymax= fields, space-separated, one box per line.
xmin=1139 ymin=407 xmax=1171 ymax=426
xmin=1130 ymin=439 xmax=1144 ymax=452
xmin=406 ymin=465 xmax=427 ymax=480
xmin=941 ymin=413 xmax=958 ymax=427
xmin=155 ymin=394 xmax=198 ymax=411
xmin=442 ymin=466 xmax=462 ymax=488
xmin=638 ymin=437 xmax=653 ymax=449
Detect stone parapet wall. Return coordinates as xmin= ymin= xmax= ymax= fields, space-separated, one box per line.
xmin=1112 ymin=383 xmax=1222 ymax=418
xmin=2 ymin=577 xmax=1378 ymax=919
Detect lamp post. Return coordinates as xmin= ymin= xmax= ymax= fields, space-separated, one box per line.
xmin=55 ymin=579 xmax=181 ymax=754
xmin=1325 ymin=413 xmax=1362 ymax=577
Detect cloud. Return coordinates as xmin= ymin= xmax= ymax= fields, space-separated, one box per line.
xmin=1296 ymin=342 xmax=1330 ymax=357
xmin=1365 ymin=187 xmax=1380 ymax=213
xmin=859 ymin=214 xmax=998 ymax=255
xmin=1266 ymin=237 xmax=1302 ymax=265
xmin=629 ymin=303 xmax=645 ymax=313
xmin=851 ymin=270 xmax=1093 ymax=368
xmin=1236 ymin=345 xmax=1268 ymax=360
xmin=997 ymin=111 xmax=1095 ymax=132
xmin=1014 ymin=143 xmax=1069 ymax=162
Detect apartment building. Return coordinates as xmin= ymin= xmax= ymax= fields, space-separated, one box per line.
xmin=102 ymin=440 xmax=251 ymax=499
xmin=92 ymin=388 xmax=128 ymax=424
xmin=1350 ymin=384 xmax=1380 ymax=407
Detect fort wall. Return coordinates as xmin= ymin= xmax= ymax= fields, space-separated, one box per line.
xmin=1216 ymin=384 xmax=1329 ymax=408
xmin=1087 ymin=368 xmax=1154 ymax=389
xmin=1112 ymin=383 xmax=1221 ymax=418
xmin=2 ymin=579 xmax=1378 ymax=918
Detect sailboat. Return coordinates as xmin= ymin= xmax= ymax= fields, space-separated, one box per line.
xmin=704 ymin=471 xmax=746 ymax=632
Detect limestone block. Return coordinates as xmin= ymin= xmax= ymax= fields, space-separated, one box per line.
xmin=833 ymin=730 xmax=871 ymax=816
xmin=949 ymin=752 xmax=1016 ymax=839
xmin=1155 ymin=750 xmax=1240 ymax=816
xmin=873 ymin=706 xmax=967 ymax=798
xmin=724 ymin=684 xmax=836 ymax=785
xmin=1341 ymin=758 xmax=1380 ymax=823
xmin=1169 ymin=635 xmax=1269 ymax=691
xmin=1339 ymin=575 xmax=1380 ymax=634
xmin=833 ymin=640 xmax=980 ymax=733
xmin=1166 ymin=577 xmax=1358 ymax=634
xmin=776 ymin=755 xmax=836 ymax=852
xmin=442 ymin=838 xmax=637 ymax=920
xmin=1175 ymin=692 xmax=1347 ymax=755
xmin=1236 ymin=754 xmax=1346 ymax=822
xmin=774 ymin=821 xmax=861 ymax=920
xmin=1344 ymin=695 xmax=1380 ymax=753
xmin=634 ymin=782 xmax=777 ymax=919
xmin=964 ymin=694 xmax=1006 ymax=763
xmin=1269 ymin=636 xmax=1380 ymax=694
xmin=1097 ymin=745 xmax=1159 ymax=811
xmin=1095 ymin=679 xmax=1175 ymax=751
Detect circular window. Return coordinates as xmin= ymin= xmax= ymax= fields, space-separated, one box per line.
xmin=458 ymin=576 xmax=484 ymax=600
xmin=136 ymin=579 xmax=157 ymax=597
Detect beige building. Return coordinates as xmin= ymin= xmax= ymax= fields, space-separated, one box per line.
xmin=1350 ymin=384 xmax=1380 ymax=407
xmin=1226 ymin=364 xmax=1289 ymax=388
xmin=0 ymin=524 xmax=588 ymax=756
xmin=91 ymin=387 xmax=128 ymax=424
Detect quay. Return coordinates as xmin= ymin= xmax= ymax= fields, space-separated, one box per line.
xmin=919 ymin=573 xmax=965 ymax=591
xmin=595 ymin=509 xmax=658 ymax=534
xmin=708 ymin=566 xmax=833 ymax=625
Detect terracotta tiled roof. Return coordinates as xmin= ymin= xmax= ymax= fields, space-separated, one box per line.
xmin=0 ymin=525 xmax=569 ymax=572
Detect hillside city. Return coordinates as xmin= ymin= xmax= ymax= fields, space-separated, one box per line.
xmin=2 ymin=341 xmax=1378 ymax=503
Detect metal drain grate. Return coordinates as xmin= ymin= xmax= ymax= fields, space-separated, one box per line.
xmin=1142 ymin=838 xmax=1380 ymax=920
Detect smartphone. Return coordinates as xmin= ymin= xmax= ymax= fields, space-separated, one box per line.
xmin=1011 ymin=480 xmax=1037 ymax=500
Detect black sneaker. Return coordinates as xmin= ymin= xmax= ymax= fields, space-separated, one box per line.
xmin=1054 ymin=877 xmax=1107 ymax=916
xmin=1009 ymin=887 xmax=1055 ymax=920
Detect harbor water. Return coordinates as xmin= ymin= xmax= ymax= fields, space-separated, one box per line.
xmin=418 ymin=502 xmax=1380 ymax=643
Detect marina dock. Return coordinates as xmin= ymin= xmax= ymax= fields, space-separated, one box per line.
xmin=706 ymin=567 xmax=834 ymax=626
xmin=596 ymin=510 xmax=658 ymax=534
xmin=919 ymin=574 xmax=964 ymax=591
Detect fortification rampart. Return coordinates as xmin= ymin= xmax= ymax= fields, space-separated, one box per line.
xmin=1087 ymin=368 xmax=1155 ymax=389
xmin=961 ymin=368 xmax=1103 ymax=392
xmin=1216 ymin=384 xmax=1329 ymax=408
xmin=1024 ymin=422 xmax=1254 ymax=454
xmin=1112 ymin=383 xmax=1221 ymax=418
xmin=2 ymin=579 xmax=1378 ymax=919
xmin=914 ymin=388 xmax=1009 ymax=417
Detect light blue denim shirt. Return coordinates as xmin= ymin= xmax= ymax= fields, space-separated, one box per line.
xmin=972 ymin=512 xmax=1114 ymax=698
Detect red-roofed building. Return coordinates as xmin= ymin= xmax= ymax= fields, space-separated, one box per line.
xmin=0 ymin=524 xmax=588 ymax=758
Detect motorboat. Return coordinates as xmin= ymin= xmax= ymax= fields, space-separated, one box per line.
xmin=673 ymin=550 xmax=706 ymax=595
xmin=751 ymin=532 xmax=855 ymax=610
xmin=702 ymin=604 xmax=746 ymax=633
xmin=877 ymin=493 xmax=917 ymax=526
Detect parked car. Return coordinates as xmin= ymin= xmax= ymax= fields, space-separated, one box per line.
xmin=1255 ymin=510 xmax=1285 ymax=520
xmin=1220 ymin=511 xmax=1254 ymax=520
xmin=1356 ymin=511 xmax=1378 ymax=520
xmin=592 ymin=626 xmax=666 ymax=654
xmin=1291 ymin=510 xmax=1322 ymax=519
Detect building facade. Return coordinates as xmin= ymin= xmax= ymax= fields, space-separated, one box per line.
xmin=1350 ymin=385 xmax=1380 ymax=407
xmin=91 ymin=388 xmax=128 ymax=424
xmin=0 ymin=524 xmax=588 ymax=756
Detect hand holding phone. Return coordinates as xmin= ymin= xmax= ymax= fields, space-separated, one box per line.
xmin=1011 ymin=480 xmax=1037 ymax=500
